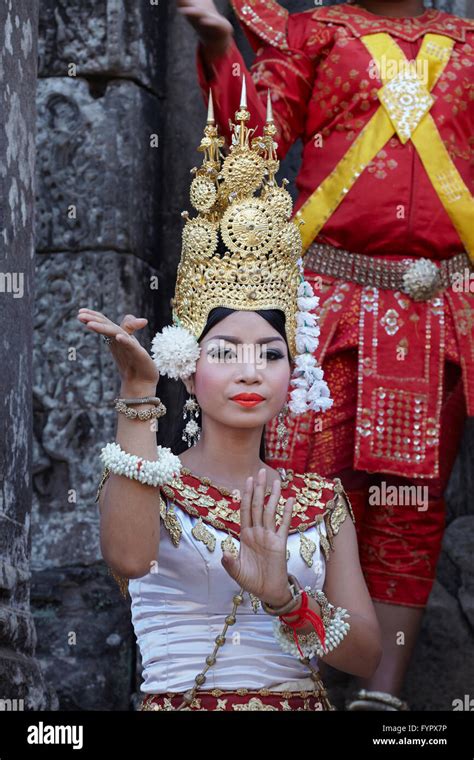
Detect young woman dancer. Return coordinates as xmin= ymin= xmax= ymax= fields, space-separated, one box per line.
xmin=77 ymin=90 xmax=382 ymax=711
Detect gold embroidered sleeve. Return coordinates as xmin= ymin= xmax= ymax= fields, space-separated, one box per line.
xmin=323 ymin=477 xmax=356 ymax=553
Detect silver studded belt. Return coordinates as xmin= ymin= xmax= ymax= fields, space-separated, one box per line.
xmin=303 ymin=242 xmax=473 ymax=302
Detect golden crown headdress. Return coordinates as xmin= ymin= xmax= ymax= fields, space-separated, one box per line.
xmin=174 ymin=77 xmax=302 ymax=357
xmin=151 ymin=78 xmax=333 ymax=416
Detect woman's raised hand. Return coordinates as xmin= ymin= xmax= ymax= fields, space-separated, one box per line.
xmin=176 ymin=0 xmax=233 ymax=55
xmin=221 ymin=469 xmax=295 ymax=607
xmin=77 ymin=309 xmax=159 ymax=391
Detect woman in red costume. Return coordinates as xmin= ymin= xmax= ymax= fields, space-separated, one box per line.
xmin=177 ymin=0 xmax=474 ymax=709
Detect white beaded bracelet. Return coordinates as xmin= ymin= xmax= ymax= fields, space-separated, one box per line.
xmin=99 ymin=441 xmax=182 ymax=486
xmin=272 ymin=588 xmax=350 ymax=660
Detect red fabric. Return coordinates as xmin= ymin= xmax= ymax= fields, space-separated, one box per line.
xmin=306 ymin=268 xmax=473 ymax=479
xmin=140 ymin=688 xmax=327 ymax=711
xmin=194 ymin=1 xmax=473 ymax=605
xmin=195 ymin=2 xmax=474 ymax=479
xmin=196 ymin=2 xmax=474 ymax=258
xmin=280 ymin=591 xmax=326 ymax=657
xmin=266 ymin=349 xmax=467 ymax=607
xmin=160 ymin=469 xmax=337 ymax=540
xmin=262 ymin=268 xmax=473 ymax=480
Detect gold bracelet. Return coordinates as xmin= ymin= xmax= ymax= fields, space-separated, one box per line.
xmin=114 ymin=397 xmax=167 ymax=421
xmin=313 ymin=589 xmax=332 ymax=628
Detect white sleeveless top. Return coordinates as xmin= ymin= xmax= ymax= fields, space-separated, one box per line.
xmin=128 ymin=493 xmax=328 ymax=694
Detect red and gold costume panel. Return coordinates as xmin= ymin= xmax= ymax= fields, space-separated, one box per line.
xmin=195 ymin=2 xmax=474 ymax=606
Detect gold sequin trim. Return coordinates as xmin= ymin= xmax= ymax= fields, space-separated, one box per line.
xmin=95 ymin=467 xmax=111 ymax=503
xmin=107 ymin=566 xmax=129 ymax=599
xmin=140 ymin=684 xmax=327 ymax=711
xmin=321 ymin=478 xmax=356 ymax=557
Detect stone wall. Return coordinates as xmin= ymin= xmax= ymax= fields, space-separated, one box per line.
xmin=32 ymin=0 xmax=168 ymax=710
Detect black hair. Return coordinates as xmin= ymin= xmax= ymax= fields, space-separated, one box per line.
xmin=156 ymin=307 xmax=290 ymax=460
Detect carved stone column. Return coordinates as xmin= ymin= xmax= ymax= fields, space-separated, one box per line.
xmin=0 ymin=0 xmax=57 ymax=710
xmin=33 ymin=0 xmax=167 ymax=710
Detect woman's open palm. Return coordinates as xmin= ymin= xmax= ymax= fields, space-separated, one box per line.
xmin=221 ymin=469 xmax=295 ymax=606
xmin=77 ymin=309 xmax=159 ymax=388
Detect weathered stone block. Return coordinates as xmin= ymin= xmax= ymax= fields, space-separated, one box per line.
xmin=33 ymin=249 xmax=161 ymax=567
xmin=38 ymin=0 xmax=166 ymax=94
xmin=31 ymin=565 xmax=134 ymax=710
xmin=36 ymin=79 xmax=162 ymax=264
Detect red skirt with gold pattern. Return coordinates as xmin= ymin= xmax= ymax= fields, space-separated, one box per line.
xmin=140 ymin=686 xmax=332 ymax=711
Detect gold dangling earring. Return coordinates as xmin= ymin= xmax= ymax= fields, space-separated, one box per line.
xmin=182 ymin=393 xmax=201 ymax=447
xmin=275 ymin=403 xmax=290 ymax=451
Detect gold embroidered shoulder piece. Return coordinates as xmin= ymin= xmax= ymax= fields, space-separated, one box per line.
xmin=94 ymin=466 xmax=355 ymax=587
xmin=230 ymin=0 xmax=289 ymax=51
xmin=321 ymin=476 xmax=356 ymax=557
xmin=310 ymin=5 xmax=472 ymax=43
xmin=161 ymin=466 xmax=333 ymax=539
xmin=159 ymin=467 xmax=342 ymax=570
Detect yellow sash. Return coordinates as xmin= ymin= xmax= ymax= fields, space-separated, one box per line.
xmin=295 ymin=33 xmax=474 ymax=263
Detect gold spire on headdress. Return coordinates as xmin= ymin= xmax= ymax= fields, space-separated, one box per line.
xmin=172 ymin=81 xmax=304 ymax=358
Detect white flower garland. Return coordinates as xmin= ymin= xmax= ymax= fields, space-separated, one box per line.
xmin=151 ymin=323 xmax=201 ymax=380
xmin=100 ymin=442 xmax=182 ymax=486
xmin=272 ymin=591 xmax=350 ymax=660
xmin=288 ymin=261 xmax=334 ymax=415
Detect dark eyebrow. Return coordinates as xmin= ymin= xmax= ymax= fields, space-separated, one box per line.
xmin=203 ymin=335 xmax=285 ymax=345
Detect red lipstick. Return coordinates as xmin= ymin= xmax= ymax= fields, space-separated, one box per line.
xmin=230 ymin=393 xmax=265 ymax=407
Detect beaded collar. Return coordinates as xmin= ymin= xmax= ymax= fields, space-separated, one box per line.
xmin=160 ymin=467 xmax=353 ymax=545
xmin=177 ymin=464 xmax=291 ymax=496
xmin=94 ymin=464 xmax=356 ymax=600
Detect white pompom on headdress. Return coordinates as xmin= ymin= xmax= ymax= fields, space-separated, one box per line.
xmin=150 ymin=322 xmax=201 ymax=380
